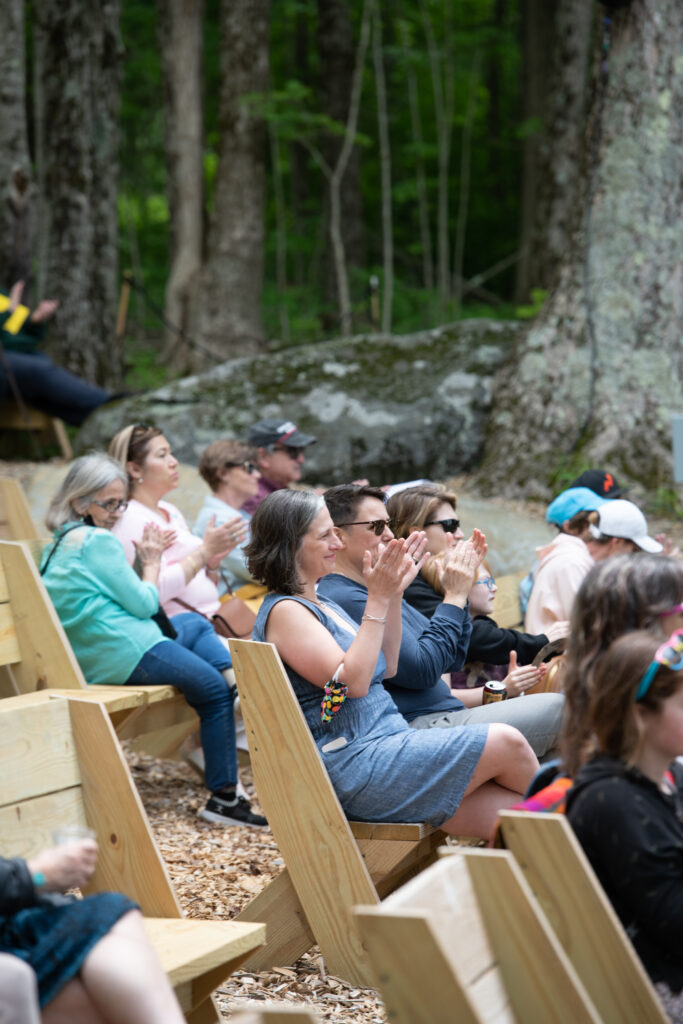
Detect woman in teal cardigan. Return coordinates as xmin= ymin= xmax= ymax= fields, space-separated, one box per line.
xmin=41 ymin=454 xmax=265 ymax=829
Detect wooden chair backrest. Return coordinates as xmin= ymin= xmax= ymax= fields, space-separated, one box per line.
xmin=0 ymin=539 xmax=86 ymax=695
xmin=493 ymin=570 xmax=526 ymax=629
xmin=356 ymin=848 xmax=599 ymax=1024
xmin=229 ymin=638 xmax=379 ymax=983
xmin=0 ymin=694 xmax=180 ymax=917
xmin=0 ymin=477 xmax=40 ymax=540
xmin=498 ymin=811 xmax=668 ymax=1024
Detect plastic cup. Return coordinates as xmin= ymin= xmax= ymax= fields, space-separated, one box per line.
xmin=51 ymin=825 xmax=96 ymax=846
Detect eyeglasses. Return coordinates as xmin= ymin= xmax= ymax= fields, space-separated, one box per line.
xmin=275 ymin=445 xmax=306 ymax=460
xmin=227 ymin=461 xmax=257 ymax=474
xmin=337 ymin=518 xmax=394 ymax=536
xmin=474 ymin=576 xmax=496 ymax=590
xmin=636 ymin=628 xmax=683 ymax=701
xmin=91 ymin=499 xmax=128 ymax=514
xmin=424 ymin=518 xmax=460 ymax=534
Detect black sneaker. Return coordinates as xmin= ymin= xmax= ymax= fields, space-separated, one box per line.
xmin=198 ymin=792 xmax=268 ymax=828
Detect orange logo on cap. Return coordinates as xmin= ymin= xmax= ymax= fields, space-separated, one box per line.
xmin=604 ymin=473 xmax=614 ymax=493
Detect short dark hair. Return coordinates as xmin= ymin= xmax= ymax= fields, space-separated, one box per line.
xmin=246 ymin=489 xmax=324 ymax=595
xmin=198 ymin=439 xmax=257 ymax=491
xmin=323 ymin=484 xmax=387 ymax=527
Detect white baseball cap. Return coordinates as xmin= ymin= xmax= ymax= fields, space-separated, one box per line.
xmin=589 ymin=499 xmax=662 ymax=553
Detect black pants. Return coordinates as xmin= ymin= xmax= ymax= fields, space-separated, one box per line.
xmin=0 ymin=351 xmax=111 ymax=426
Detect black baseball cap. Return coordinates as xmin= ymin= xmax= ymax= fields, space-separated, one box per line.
xmin=248 ymin=418 xmax=317 ymax=449
xmin=569 ymin=469 xmax=626 ymax=499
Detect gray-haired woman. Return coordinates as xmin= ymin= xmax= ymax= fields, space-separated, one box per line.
xmin=41 ymin=454 xmax=265 ymax=828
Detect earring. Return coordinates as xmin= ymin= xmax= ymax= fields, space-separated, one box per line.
xmin=138 ymin=477 xmax=143 ymax=483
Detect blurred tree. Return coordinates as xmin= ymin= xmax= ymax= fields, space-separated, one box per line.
xmin=36 ymin=0 xmax=124 ymax=387
xmin=0 ymin=0 xmax=33 ymax=292
xmin=481 ymin=0 xmax=683 ymax=495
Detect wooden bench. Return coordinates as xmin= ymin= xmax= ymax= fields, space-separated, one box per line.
xmin=0 ymin=693 xmax=265 ymax=1022
xmin=493 ymin=569 xmax=526 ymax=629
xmin=0 ymin=538 xmax=199 ymax=756
xmin=0 ymin=400 xmax=73 ymax=458
xmin=229 ymin=638 xmax=447 ymax=988
xmin=498 ymin=810 xmax=669 ymax=1024
xmin=355 ymin=848 xmax=600 ymax=1023
xmin=0 ymin=476 xmax=41 ymax=539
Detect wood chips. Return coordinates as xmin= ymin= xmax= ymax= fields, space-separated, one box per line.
xmin=125 ymin=746 xmax=388 ymax=1022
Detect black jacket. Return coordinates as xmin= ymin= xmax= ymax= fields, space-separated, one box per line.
xmin=404 ymin=573 xmax=548 ymax=665
xmin=567 ymin=755 xmax=683 ymax=991
xmin=0 ymin=857 xmax=36 ymax=915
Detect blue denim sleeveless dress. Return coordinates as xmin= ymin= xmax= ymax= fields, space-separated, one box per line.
xmin=253 ymin=593 xmax=489 ymax=828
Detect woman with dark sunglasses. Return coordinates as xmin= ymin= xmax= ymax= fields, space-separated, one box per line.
xmin=193 ymin=438 xmax=261 ymax=592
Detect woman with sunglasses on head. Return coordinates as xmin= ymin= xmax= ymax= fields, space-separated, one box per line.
xmin=41 ymin=453 xmax=266 ymax=828
xmin=563 ymin=628 xmax=683 ymax=1018
xmin=193 ymin=439 xmax=261 ymax=593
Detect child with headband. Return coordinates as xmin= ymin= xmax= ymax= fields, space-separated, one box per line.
xmin=566 ymin=629 xmax=683 ymax=1018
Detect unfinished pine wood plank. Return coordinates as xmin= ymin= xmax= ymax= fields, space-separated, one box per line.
xmin=0 ymin=602 xmax=21 ymax=666
xmin=0 ymin=697 xmax=81 ymax=803
xmin=0 ymin=478 xmax=41 ymax=540
xmin=68 ymin=697 xmax=182 ymax=918
xmin=492 ymin=570 xmax=525 ymax=629
xmin=350 ymin=819 xmax=436 ymax=840
xmin=0 ymin=540 xmax=86 ymax=691
xmin=236 ymin=865 xmax=317 ymax=973
xmin=0 ymin=787 xmax=87 ymax=860
xmin=230 ymin=639 xmax=378 ymax=986
xmin=143 ymin=918 xmax=265 ymax=987
xmin=499 ymin=810 xmax=669 ymax=1024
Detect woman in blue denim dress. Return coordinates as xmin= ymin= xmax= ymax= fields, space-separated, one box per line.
xmin=248 ymin=489 xmax=538 ymax=839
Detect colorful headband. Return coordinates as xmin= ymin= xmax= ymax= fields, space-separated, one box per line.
xmin=635 ymin=628 xmax=683 ymax=702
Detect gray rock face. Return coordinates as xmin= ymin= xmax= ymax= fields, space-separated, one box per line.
xmin=77 ymin=319 xmax=524 ymax=485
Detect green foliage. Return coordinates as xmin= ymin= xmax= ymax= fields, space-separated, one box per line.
xmin=652 ymin=487 xmax=683 ymax=519
xmin=515 ymin=289 xmax=549 ymax=320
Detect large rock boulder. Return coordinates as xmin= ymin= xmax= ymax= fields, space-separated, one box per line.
xmin=78 ymin=319 xmax=524 ymax=484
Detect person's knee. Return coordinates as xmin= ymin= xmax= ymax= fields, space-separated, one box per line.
xmin=489 ymin=722 xmax=536 ymax=762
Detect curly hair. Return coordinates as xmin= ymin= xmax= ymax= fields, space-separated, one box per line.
xmin=561 ymin=553 xmax=683 ymax=775
xmin=245 ymin=489 xmax=324 ymax=595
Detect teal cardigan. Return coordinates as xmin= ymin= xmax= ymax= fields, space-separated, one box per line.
xmin=41 ymin=523 xmax=167 ymax=685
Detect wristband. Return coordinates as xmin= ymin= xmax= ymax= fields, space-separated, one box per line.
xmin=32 ymin=871 xmax=46 ymax=890
xmin=362 ymin=613 xmax=387 ymax=624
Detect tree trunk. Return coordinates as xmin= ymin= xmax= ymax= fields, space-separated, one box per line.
xmin=480 ymin=0 xmax=683 ymax=498
xmin=372 ymin=1 xmax=393 ymax=333
xmin=0 ymin=0 xmax=33 ymax=290
xmin=452 ymin=52 xmax=481 ymax=312
xmin=157 ymin=0 xmax=205 ymax=368
xmin=317 ymin=0 xmax=366 ymax=313
xmin=514 ymin=0 xmax=593 ymax=304
xmin=37 ymin=0 xmax=123 ymax=387
xmin=195 ymin=0 xmax=269 ymax=365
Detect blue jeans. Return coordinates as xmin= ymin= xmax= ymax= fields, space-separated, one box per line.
xmin=170 ymin=612 xmax=232 ymax=669
xmin=126 ymin=616 xmax=236 ymax=793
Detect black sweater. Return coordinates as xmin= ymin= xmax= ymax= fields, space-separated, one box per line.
xmin=567 ymin=755 xmax=683 ymax=992
xmin=404 ymin=572 xmax=548 ymax=665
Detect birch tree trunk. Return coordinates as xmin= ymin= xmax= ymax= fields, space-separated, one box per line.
xmin=37 ymin=0 xmax=123 ymax=387
xmin=157 ymin=0 xmax=205 ymax=367
xmin=195 ymin=0 xmax=269 ymax=364
xmin=480 ymin=0 xmax=683 ymax=498
xmin=514 ymin=0 xmax=593 ymax=303
xmin=0 ymin=0 xmax=33 ymax=290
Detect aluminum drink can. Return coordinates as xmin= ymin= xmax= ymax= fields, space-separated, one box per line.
xmin=483 ymin=681 xmax=507 ymax=704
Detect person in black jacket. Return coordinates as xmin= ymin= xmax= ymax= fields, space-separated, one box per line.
xmin=0 ymin=838 xmax=184 ymax=1022
xmin=564 ymin=629 xmax=683 ymax=1019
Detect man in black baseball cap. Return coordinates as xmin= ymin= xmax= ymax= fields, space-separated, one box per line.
xmin=568 ymin=469 xmax=626 ymax=499
xmin=242 ymin=418 xmax=317 ymax=514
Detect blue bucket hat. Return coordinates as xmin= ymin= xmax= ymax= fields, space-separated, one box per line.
xmin=546 ymin=486 xmax=606 ymax=526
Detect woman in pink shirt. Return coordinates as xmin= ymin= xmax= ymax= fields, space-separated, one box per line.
xmin=109 ymin=424 xmax=246 ymax=619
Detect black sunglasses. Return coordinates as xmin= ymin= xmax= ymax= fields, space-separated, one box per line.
xmin=424 ymin=518 xmax=460 ymax=534
xmin=337 ymin=518 xmax=394 ymax=536
xmin=275 ymin=444 xmax=306 ymax=459
xmin=226 ymin=461 xmax=257 ymax=474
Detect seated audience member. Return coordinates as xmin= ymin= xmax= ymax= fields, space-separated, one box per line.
xmin=109 ymin=424 xmax=247 ymax=620
xmin=41 ymin=454 xmax=265 ymax=828
xmin=0 ymin=280 xmax=113 ymax=425
xmin=524 ymin=487 xmax=607 ymax=634
xmin=568 ymin=468 xmax=626 ymax=499
xmin=0 ymin=840 xmax=184 ymax=1023
xmin=564 ymin=629 xmax=683 ymax=1020
xmin=242 ymin=418 xmax=316 ymax=514
xmin=584 ymin=499 xmax=663 ymax=560
xmin=247 ymin=488 xmax=538 ymax=840
xmin=193 ymin=439 xmax=261 ymax=593
xmin=318 ymin=485 xmax=563 ymax=760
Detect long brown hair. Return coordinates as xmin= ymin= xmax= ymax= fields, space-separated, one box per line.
xmin=386 ymin=484 xmax=457 ymax=540
xmin=560 ymin=553 xmax=683 ymax=775
xmin=571 ymin=630 xmax=683 ymax=770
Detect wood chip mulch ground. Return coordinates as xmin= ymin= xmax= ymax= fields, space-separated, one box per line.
xmin=125 ymin=746 xmax=388 ymax=1023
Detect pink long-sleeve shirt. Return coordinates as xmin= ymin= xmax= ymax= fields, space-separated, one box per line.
xmin=112 ymin=498 xmax=220 ymax=617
